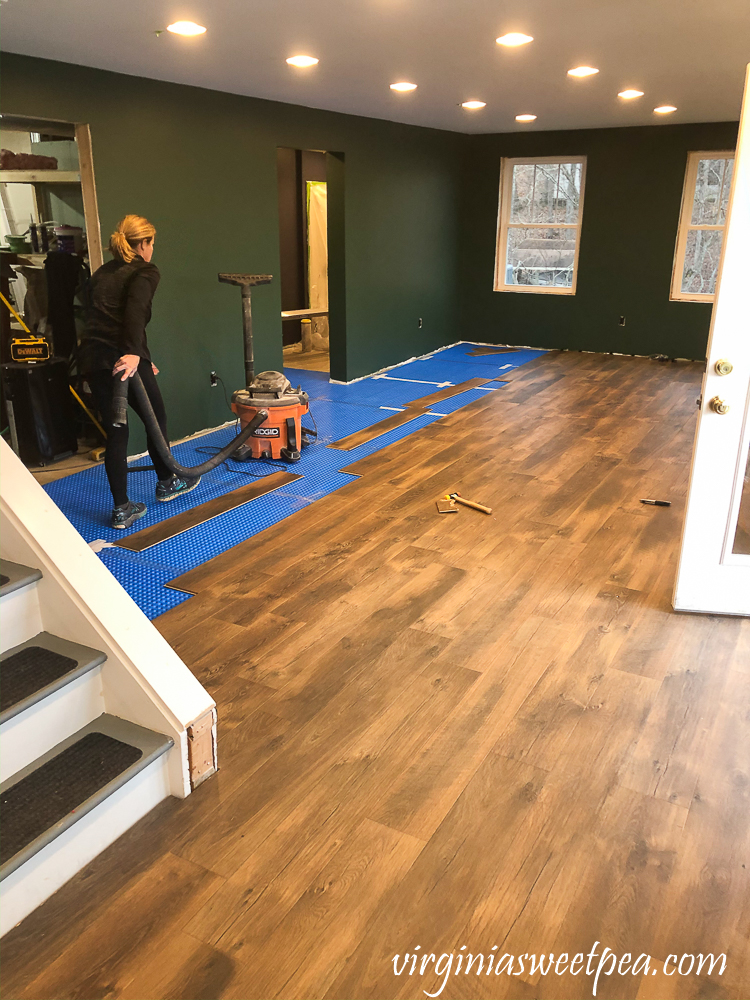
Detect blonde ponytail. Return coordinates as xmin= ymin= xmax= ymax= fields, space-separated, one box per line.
xmin=109 ymin=214 xmax=156 ymax=262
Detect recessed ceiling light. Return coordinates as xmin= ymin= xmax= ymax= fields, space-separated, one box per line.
xmin=567 ymin=66 xmax=599 ymax=77
xmin=654 ymin=105 xmax=677 ymax=114
xmin=166 ymin=21 xmax=206 ymax=36
xmin=496 ymin=33 xmax=534 ymax=47
xmin=390 ymin=82 xmax=418 ymax=92
xmin=287 ymin=55 xmax=319 ymax=67
xmin=618 ymin=89 xmax=644 ymax=99
xmin=515 ymin=114 xmax=537 ymax=122
xmin=461 ymin=101 xmax=487 ymax=110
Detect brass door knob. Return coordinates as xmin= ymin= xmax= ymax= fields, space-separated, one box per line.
xmin=715 ymin=359 xmax=733 ymax=376
xmin=709 ymin=396 xmax=730 ymax=414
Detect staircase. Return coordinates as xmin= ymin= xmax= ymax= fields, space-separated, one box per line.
xmin=0 ymin=561 xmax=174 ymax=935
xmin=0 ymin=439 xmax=217 ymax=938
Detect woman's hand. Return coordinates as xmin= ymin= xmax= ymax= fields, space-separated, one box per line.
xmin=113 ymin=354 xmax=140 ymax=381
xmin=151 ymin=363 xmax=159 ymax=375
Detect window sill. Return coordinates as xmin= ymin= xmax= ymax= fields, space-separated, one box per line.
xmin=670 ymin=293 xmax=716 ymax=304
xmin=494 ymin=284 xmax=576 ymax=296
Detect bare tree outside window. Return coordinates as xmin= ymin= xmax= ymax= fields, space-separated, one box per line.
xmin=672 ymin=152 xmax=735 ymax=301
xmin=495 ymin=157 xmax=586 ymax=294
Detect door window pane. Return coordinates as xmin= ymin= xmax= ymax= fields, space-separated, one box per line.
xmin=681 ymin=229 xmax=725 ymax=295
xmin=672 ymin=151 xmax=734 ymax=301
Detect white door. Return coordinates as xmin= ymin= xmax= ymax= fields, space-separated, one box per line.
xmin=674 ymin=65 xmax=750 ymax=615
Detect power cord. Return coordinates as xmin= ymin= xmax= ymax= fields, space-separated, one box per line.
xmin=194 ymin=443 xmax=290 ymax=478
xmin=212 ymin=373 xmax=234 ymax=415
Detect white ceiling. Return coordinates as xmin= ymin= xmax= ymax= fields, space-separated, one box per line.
xmin=2 ymin=0 xmax=748 ymax=134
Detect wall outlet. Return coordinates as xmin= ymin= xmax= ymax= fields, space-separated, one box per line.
xmin=418 ymin=318 xmax=423 ymax=329
xmin=209 ymin=371 xmax=218 ymax=387
xmin=619 ymin=316 xmax=626 ymax=327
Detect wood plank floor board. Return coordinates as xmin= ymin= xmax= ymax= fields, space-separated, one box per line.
xmin=5 ymin=350 xmax=748 ymax=1000
xmin=537 ymin=787 xmax=690 ymax=1000
xmin=325 ymin=754 xmax=551 ymax=1000
xmin=116 ymin=472 xmax=303 ymax=552
xmin=14 ymin=852 xmax=224 ymax=1000
xmin=224 ymin=818 xmax=426 ymax=1000
xmin=328 ymin=377 xmax=496 ymax=451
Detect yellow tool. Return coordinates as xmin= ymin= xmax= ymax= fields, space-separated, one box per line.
xmin=69 ymin=385 xmax=107 ymax=440
xmin=0 ymin=290 xmax=30 ymax=332
xmin=444 ymin=491 xmax=492 ymax=514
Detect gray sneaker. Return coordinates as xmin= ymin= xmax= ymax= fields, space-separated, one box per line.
xmin=112 ymin=500 xmax=147 ymax=529
xmin=155 ymin=474 xmax=201 ymax=502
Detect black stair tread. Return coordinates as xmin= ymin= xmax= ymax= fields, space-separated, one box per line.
xmin=0 ymin=733 xmax=142 ymax=866
xmin=0 ymin=632 xmax=107 ymax=725
xmin=0 ymin=560 xmax=42 ymax=599
xmin=0 ymin=714 xmax=173 ymax=880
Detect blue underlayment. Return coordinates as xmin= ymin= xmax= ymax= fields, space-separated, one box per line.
xmin=44 ymin=342 xmax=544 ymax=618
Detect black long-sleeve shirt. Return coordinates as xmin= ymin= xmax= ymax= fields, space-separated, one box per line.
xmin=79 ymin=257 xmax=160 ymax=372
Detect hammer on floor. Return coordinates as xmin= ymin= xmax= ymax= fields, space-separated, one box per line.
xmin=444 ymin=492 xmax=492 ymax=514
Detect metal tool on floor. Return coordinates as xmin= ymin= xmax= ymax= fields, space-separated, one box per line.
xmin=443 ymin=491 xmax=492 ymax=514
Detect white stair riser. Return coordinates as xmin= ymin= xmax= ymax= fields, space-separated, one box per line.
xmin=0 ymin=585 xmax=43 ymax=653
xmin=0 ymin=753 xmax=172 ymax=938
xmin=0 ymin=669 xmax=105 ymax=783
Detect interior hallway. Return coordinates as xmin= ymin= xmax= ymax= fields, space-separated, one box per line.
xmin=283 ymin=348 xmax=330 ymax=373
xmin=1 ymin=351 xmax=747 ymax=1000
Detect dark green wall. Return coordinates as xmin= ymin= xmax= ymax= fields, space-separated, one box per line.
xmin=460 ymin=121 xmax=737 ymax=360
xmin=1 ymin=53 xmax=739 ymax=452
xmin=1 ymin=54 xmax=462 ymax=447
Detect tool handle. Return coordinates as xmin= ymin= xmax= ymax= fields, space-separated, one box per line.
xmin=454 ymin=496 xmax=492 ymax=514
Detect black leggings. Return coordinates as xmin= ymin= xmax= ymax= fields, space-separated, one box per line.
xmin=87 ymin=359 xmax=172 ymax=507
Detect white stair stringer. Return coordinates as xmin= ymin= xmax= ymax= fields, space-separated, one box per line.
xmin=0 ymin=753 xmax=171 ymax=937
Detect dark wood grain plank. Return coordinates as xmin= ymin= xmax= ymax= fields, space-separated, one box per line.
xmin=326 ymin=407 xmax=424 ymax=451
xmin=116 ymin=471 xmax=302 ymax=552
xmin=327 ymin=377 xmax=496 ymax=450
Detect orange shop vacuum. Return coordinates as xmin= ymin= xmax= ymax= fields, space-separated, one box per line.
xmin=219 ymin=273 xmax=312 ymax=463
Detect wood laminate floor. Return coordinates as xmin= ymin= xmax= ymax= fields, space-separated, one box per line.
xmin=283 ymin=350 xmax=330 ymax=372
xmin=2 ymin=351 xmax=748 ymax=1000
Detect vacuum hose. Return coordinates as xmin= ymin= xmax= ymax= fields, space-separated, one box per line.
xmin=111 ymin=373 xmax=268 ymax=478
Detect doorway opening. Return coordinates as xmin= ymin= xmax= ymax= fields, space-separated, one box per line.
xmin=277 ymin=148 xmax=331 ymax=374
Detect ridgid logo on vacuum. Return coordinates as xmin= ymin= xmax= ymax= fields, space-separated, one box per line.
xmin=254 ymin=427 xmax=280 ymax=437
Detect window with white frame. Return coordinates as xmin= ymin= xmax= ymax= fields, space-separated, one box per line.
xmin=495 ymin=156 xmax=586 ymax=294
xmin=671 ymin=151 xmax=735 ymax=301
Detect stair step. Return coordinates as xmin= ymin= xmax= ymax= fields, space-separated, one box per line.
xmin=0 ymin=633 xmax=106 ymax=725
xmin=0 ymin=715 xmax=173 ymax=881
xmin=0 ymin=560 xmax=42 ymax=600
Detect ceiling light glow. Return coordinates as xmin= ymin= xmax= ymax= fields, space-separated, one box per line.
xmin=390 ymin=82 xmax=417 ymax=92
xmin=567 ymin=66 xmax=599 ymax=78
xmin=515 ymin=114 xmax=537 ymax=122
xmin=461 ymin=101 xmax=487 ymax=110
xmin=167 ymin=21 xmax=206 ymax=36
xmin=654 ymin=105 xmax=677 ymax=114
xmin=287 ymin=55 xmax=319 ymax=67
xmin=618 ymin=89 xmax=644 ymax=99
xmin=496 ymin=33 xmax=534 ymax=47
